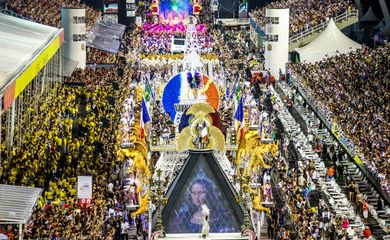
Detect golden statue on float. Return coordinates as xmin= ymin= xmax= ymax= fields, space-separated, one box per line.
xmin=177 ymin=103 xmax=225 ymax=152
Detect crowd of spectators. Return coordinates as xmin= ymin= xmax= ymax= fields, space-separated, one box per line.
xmin=87 ymin=48 xmax=117 ymax=65
xmin=1 ymin=0 xmax=387 ymax=239
xmin=249 ymin=0 xmax=354 ymax=36
xmin=6 ymin=0 xmax=101 ymax=30
xmin=0 ymin=24 xmax=145 ymax=238
xmin=290 ymin=44 xmax=390 ymax=195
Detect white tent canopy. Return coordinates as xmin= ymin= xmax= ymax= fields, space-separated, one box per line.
xmin=0 ymin=13 xmax=59 ymax=91
xmin=295 ymin=19 xmax=362 ymax=63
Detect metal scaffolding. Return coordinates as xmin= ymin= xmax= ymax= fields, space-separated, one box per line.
xmin=0 ymin=47 xmax=63 ymax=157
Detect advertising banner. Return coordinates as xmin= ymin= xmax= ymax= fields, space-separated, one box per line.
xmin=77 ymin=176 xmax=93 ymax=199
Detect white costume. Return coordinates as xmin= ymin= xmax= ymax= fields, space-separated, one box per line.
xmin=201 ymin=204 xmax=210 ymax=239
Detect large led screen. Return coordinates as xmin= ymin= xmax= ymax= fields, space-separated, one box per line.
xmin=165 ymin=157 xmax=240 ymax=233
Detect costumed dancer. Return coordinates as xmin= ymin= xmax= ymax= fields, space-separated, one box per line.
xmin=201 ymin=204 xmax=210 ymax=239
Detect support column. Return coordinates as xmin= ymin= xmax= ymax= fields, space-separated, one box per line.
xmin=61 ymin=8 xmax=86 ymax=69
xmin=354 ymin=0 xmax=363 ymax=20
xmin=148 ymin=202 xmax=153 ymax=240
xmin=173 ymin=61 xmax=178 ymax=75
xmin=19 ymin=223 xmax=23 ymax=240
xmin=41 ymin=64 xmax=47 ymax=94
xmin=0 ymin=108 xmax=2 ymax=163
xmin=264 ymin=8 xmax=290 ymax=80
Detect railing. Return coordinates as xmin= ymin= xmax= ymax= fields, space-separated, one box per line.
xmin=249 ymin=9 xmax=358 ymax=45
xmin=249 ymin=17 xmax=266 ymax=36
xmin=149 ymin=138 xmax=238 ymax=152
xmin=289 ymin=9 xmax=358 ymax=44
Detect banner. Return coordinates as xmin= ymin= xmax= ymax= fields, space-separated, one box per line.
xmin=3 ymin=82 xmax=15 ymax=112
xmin=331 ymin=122 xmax=361 ymax=165
xmin=77 ymin=176 xmax=93 ymax=199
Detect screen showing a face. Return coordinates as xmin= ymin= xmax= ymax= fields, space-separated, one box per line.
xmin=165 ymin=156 xmax=240 ymax=233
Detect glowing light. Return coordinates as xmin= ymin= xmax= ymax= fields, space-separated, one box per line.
xmin=172 ymin=5 xmax=178 ymax=11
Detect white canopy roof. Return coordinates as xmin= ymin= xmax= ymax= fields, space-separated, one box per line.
xmin=0 ymin=184 xmax=42 ymax=224
xmin=0 ymin=13 xmax=59 ymax=91
xmin=295 ymin=19 xmax=362 ymax=63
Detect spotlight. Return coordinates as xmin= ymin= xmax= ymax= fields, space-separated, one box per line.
xmin=172 ymin=5 xmax=178 ymax=11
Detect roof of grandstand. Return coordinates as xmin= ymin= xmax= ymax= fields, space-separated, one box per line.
xmin=0 ymin=184 xmax=41 ymax=224
xmin=0 ymin=13 xmax=60 ymax=92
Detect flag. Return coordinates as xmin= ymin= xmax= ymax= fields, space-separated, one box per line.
xmin=234 ymin=97 xmax=245 ymax=139
xmin=259 ymin=112 xmax=267 ymax=137
xmin=201 ymin=121 xmax=208 ymax=137
xmin=235 ymin=83 xmax=242 ymax=101
xmin=225 ymin=80 xmax=229 ymax=101
xmin=259 ymin=119 xmax=263 ymax=137
xmin=229 ymin=75 xmax=239 ymax=99
xmin=140 ymin=97 xmax=151 ymax=139
xmin=145 ymin=77 xmax=152 ymax=102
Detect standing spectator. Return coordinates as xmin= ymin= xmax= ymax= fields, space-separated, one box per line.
xmin=362 ymin=200 xmax=369 ymax=224
xmin=121 ymin=219 xmax=129 ymax=240
xmin=347 ymin=180 xmax=355 ymax=202
xmin=327 ymin=166 xmax=335 ymax=181
xmin=341 ymin=216 xmax=349 ymax=235
xmin=267 ymin=215 xmax=275 ymax=239
xmin=336 ymin=161 xmax=344 ymax=182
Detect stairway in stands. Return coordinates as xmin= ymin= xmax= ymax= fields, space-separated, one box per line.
xmin=270 ymin=170 xmax=299 ymax=239
xmin=274 ymin=85 xmax=307 ymax=135
xmin=290 ymin=85 xmax=390 ymax=238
